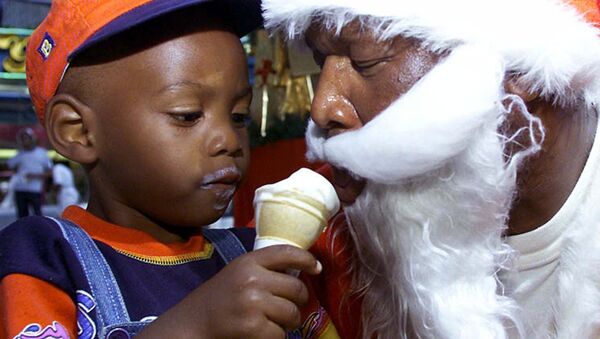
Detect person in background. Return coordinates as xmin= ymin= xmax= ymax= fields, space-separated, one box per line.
xmin=7 ymin=127 xmax=51 ymax=218
xmin=51 ymin=161 xmax=80 ymax=213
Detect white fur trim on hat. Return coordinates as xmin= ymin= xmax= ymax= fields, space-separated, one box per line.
xmin=262 ymin=0 xmax=600 ymax=107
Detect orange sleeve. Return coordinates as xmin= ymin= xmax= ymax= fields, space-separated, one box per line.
xmin=0 ymin=274 xmax=78 ymax=339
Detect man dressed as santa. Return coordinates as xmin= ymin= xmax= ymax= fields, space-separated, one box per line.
xmin=262 ymin=0 xmax=600 ymax=338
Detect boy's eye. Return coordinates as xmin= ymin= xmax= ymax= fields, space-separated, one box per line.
xmin=169 ymin=112 xmax=203 ymax=125
xmin=231 ymin=113 xmax=251 ymax=127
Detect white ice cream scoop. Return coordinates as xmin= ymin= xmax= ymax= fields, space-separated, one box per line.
xmin=253 ymin=168 xmax=340 ymax=250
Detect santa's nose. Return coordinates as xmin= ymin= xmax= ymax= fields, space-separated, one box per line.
xmin=311 ymin=56 xmax=362 ymax=137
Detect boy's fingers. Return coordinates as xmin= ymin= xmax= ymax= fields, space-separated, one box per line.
xmin=253 ymin=245 xmax=321 ymax=275
xmin=238 ymin=316 xmax=287 ymax=339
xmin=261 ymin=271 xmax=309 ymax=306
xmin=259 ymin=321 xmax=287 ymax=339
xmin=264 ymin=296 xmax=303 ymax=331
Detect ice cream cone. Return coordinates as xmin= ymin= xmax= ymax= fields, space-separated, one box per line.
xmin=253 ymin=168 xmax=340 ymax=250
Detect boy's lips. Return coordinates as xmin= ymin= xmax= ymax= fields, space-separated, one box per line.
xmin=200 ymin=167 xmax=240 ymax=210
xmin=203 ymin=182 xmax=237 ymax=191
xmin=201 ymin=167 xmax=242 ymax=189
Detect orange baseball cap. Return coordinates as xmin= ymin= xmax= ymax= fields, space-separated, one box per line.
xmin=26 ymin=0 xmax=262 ymax=124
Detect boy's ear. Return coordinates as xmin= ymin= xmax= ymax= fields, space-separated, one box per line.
xmin=45 ymin=93 xmax=98 ymax=164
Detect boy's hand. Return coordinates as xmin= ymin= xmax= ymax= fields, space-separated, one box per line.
xmin=137 ymin=245 xmax=321 ymax=339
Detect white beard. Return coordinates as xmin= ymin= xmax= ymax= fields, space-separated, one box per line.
xmin=307 ymin=45 xmax=544 ymax=338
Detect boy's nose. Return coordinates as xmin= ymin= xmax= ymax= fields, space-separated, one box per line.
xmin=311 ymin=56 xmax=362 ymax=137
xmin=206 ymin=120 xmax=242 ymax=157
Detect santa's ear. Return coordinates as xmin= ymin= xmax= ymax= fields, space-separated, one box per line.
xmin=504 ymin=74 xmax=540 ymax=103
xmin=45 ymin=93 xmax=98 ymax=165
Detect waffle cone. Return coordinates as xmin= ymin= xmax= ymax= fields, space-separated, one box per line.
xmin=256 ymin=199 xmax=326 ymax=249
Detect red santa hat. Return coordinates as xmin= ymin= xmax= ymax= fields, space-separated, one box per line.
xmin=262 ymin=0 xmax=600 ymax=108
xmin=571 ymin=0 xmax=600 ymax=25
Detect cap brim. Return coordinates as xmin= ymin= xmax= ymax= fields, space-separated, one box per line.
xmin=72 ymin=0 xmax=262 ymax=59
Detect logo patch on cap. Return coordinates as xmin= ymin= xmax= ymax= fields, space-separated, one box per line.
xmin=37 ymin=33 xmax=55 ymax=60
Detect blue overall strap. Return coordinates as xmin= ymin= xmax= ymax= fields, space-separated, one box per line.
xmin=201 ymin=228 xmax=247 ymax=263
xmin=49 ymin=217 xmax=131 ymax=332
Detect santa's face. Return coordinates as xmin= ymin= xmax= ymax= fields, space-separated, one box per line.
xmin=304 ymin=20 xmax=541 ymax=337
xmin=305 ymin=22 xmax=442 ymax=204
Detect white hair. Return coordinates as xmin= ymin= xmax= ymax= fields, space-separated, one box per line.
xmin=551 ymin=103 xmax=600 ymax=338
xmin=263 ymin=0 xmax=600 ymax=336
xmin=305 ymin=44 xmax=545 ymax=337
xmin=263 ymin=0 xmax=600 ymax=108
xmin=343 ymin=132 xmax=520 ymax=338
xmin=306 ymin=45 xmax=542 ymax=183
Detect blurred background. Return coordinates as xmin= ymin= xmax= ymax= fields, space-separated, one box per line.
xmin=0 ymin=0 xmax=322 ymax=230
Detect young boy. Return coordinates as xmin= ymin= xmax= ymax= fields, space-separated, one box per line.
xmin=0 ymin=1 xmax=339 ymax=338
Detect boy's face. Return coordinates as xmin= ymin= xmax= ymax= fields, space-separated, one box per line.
xmin=84 ymin=27 xmax=251 ymax=230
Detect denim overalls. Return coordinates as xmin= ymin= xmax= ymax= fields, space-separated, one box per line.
xmin=50 ymin=217 xmax=250 ymax=339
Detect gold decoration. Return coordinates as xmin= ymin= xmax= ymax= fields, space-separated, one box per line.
xmin=0 ymin=34 xmax=28 ymax=73
xmin=255 ymin=59 xmax=276 ymax=137
xmin=250 ymin=30 xmax=319 ymax=137
xmin=0 ymin=35 xmax=19 ymax=49
xmin=272 ymin=34 xmax=312 ymax=119
xmin=278 ymin=69 xmax=312 ymax=119
xmin=3 ymin=58 xmax=25 ymax=73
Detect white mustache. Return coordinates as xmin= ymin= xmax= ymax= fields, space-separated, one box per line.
xmin=307 ymin=45 xmax=505 ymax=184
